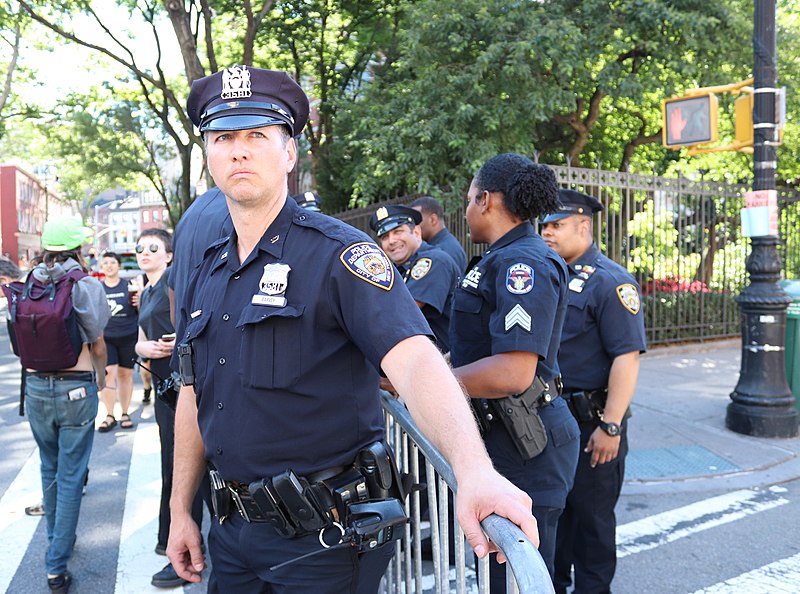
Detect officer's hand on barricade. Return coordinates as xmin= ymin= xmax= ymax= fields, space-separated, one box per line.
xmin=167 ymin=514 xmax=205 ymax=583
xmin=455 ymin=464 xmax=539 ymax=563
xmin=585 ymin=428 xmax=620 ymax=468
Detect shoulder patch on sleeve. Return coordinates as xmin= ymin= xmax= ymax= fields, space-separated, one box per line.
xmin=411 ymin=258 xmax=432 ymax=280
xmin=340 ymin=242 xmax=395 ymax=291
xmin=506 ymin=263 xmax=534 ymax=294
xmin=616 ymin=283 xmax=641 ymax=314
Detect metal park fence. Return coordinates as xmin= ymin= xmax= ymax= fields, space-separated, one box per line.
xmin=378 ymin=391 xmax=554 ymax=594
xmin=333 ymin=166 xmax=800 ymax=347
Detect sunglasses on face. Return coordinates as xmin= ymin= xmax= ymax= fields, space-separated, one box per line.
xmin=135 ymin=243 xmax=161 ymax=254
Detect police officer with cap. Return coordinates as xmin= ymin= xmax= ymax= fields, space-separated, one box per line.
xmin=293 ymin=191 xmax=322 ymax=212
xmin=369 ymin=204 xmax=460 ymax=353
xmin=541 ymin=189 xmax=646 ymax=594
xmin=168 ymin=65 xmax=539 ymax=594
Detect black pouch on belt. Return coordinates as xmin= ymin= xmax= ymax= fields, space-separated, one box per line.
xmin=569 ymin=392 xmax=597 ymax=423
xmin=208 ymin=469 xmax=231 ymax=523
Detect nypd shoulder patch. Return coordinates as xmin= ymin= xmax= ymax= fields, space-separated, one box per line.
xmin=411 ymin=258 xmax=432 ymax=280
xmin=340 ymin=242 xmax=394 ymax=291
xmin=616 ymin=283 xmax=641 ymax=314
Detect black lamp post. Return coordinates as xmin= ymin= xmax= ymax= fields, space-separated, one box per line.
xmin=727 ymin=0 xmax=799 ymax=437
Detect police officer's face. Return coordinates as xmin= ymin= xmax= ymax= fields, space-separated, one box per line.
xmin=380 ymin=224 xmax=422 ymax=266
xmin=205 ymin=126 xmax=297 ymax=206
xmin=541 ymin=215 xmax=590 ymax=263
xmin=465 ymin=181 xmax=489 ymax=244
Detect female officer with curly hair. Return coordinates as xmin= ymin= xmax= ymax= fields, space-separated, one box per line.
xmin=450 ymin=153 xmax=580 ymax=591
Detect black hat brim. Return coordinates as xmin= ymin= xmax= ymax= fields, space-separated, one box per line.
xmin=200 ymin=113 xmax=292 ymax=133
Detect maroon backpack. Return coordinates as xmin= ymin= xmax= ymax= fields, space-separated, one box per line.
xmin=2 ymin=268 xmax=87 ymax=372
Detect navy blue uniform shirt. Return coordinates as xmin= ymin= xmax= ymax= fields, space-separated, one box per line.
xmin=449 ymin=222 xmax=579 ymax=510
xmin=178 ymin=199 xmax=431 ymax=483
xmin=399 ymin=241 xmax=459 ymax=353
xmin=429 ymin=227 xmax=468 ymax=274
xmin=559 ymin=243 xmax=647 ymax=392
xmin=449 ymin=222 xmax=568 ymax=382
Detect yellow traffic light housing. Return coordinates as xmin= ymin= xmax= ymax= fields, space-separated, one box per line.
xmin=662 ymin=94 xmax=719 ymax=148
xmin=735 ymin=93 xmax=754 ymax=145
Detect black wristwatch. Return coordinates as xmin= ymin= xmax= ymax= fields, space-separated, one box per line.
xmin=598 ymin=420 xmax=621 ymax=437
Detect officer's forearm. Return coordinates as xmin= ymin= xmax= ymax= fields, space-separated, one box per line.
xmin=382 ymin=335 xmax=494 ymax=477
xmin=171 ymin=385 xmax=206 ymax=515
xmin=604 ymin=351 xmax=640 ymax=424
xmin=452 ymin=351 xmax=538 ymax=399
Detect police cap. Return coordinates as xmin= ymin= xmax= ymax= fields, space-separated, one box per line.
xmin=368 ymin=205 xmax=423 ymax=237
xmin=294 ymin=191 xmax=322 ymax=212
xmin=541 ymin=189 xmax=604 ymax=223
xmin=187 ymin=65 xmax=309 ymax=136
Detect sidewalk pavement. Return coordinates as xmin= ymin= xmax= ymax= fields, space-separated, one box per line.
xmin=625 ymin=338 xmax=800 ymax=495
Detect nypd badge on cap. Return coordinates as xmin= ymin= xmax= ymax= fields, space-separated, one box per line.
xmin=187 ymin=65 xmax=310 ymax=136
xmin=368 ymin=204 xmax=423 ymax=237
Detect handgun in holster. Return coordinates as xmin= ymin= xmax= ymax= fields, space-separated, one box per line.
xmin=490 ymin=377 xmax=550 ymax=460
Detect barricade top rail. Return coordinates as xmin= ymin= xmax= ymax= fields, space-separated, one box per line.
xmin=380 ymin=391 xmax=556 ymax=594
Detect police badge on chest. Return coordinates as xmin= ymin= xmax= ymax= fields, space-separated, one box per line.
xmin=252 ymin=263 xmax=291 ymax=307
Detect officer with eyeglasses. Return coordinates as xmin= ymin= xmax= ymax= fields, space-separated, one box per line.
xmin=167 ymin=66 xmax=540 ymax=593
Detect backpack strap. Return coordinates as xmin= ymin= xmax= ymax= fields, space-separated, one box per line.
xmin=19 ymin=367 xmax=26 ymax=416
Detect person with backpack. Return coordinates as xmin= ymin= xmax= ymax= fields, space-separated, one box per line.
xmin=4 ymin=215 xmax=110 ymax=594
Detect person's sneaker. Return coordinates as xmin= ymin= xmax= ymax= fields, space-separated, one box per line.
xmin=25 ymin=501 xmax=45 ymax=516
xmin=142 ymin=388 xmax=152 ymax=404
xmin=151 ymin=563 xmax=187 ymax=588
xmin=47 ymin=571 xmax=72 ymax=594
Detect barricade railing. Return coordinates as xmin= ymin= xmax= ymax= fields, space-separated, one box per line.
xmin=379 ymin=391 xmax=555 ymax=594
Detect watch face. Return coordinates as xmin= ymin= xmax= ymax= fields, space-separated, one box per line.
xmin=604 ymin=422 xmax=620 ymax=436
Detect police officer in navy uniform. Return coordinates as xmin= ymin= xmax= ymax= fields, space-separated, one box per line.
xmin=369 ymin=204 xmax=459 ymax=352
xmin=542 ymin=189 xmax=646 ymax=594
xmin=449 ymin=153 xmax=580 ymax=591
xmin=167 ymin=66 xmax=540 ymax=594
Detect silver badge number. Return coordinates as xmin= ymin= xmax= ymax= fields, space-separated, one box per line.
xmin=252 ymin=263 xmax=291 ymax=307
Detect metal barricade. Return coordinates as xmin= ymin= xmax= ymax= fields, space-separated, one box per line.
xmin=378 ymin=391 xmax=555 ymax=594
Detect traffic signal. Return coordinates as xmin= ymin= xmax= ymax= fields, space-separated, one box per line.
xmin=662 ymin=93 xmax=719 ymax=148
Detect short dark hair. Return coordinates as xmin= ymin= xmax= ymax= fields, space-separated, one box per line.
xmin=0 ymin=257 xmax=20 ymax=280
xmin=42 ymin=249 xmax=86 ymax=271
xmin=410 ymin=196 xmax=444 ymax=218
xmin=474 ymin=153 xmax=559 ymax=220
xmin=137 ymin=228 xmax=173 ymax=253
xmin=101 ymin=251 xmax=122 ymax=264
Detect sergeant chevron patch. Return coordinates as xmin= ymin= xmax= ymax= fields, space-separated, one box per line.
xmin=505 ymin=304 xmax=532 ymax=332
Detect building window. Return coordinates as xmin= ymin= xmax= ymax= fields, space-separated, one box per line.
xmin=153 ymin=209 xmax=160 ymax=222
xmin=143 ymin=211 xmax=150 ymax=223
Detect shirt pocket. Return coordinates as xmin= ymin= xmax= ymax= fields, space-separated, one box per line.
xmin=237 ymin=304 xmax=306 ymax=389
xmin=564 ymin=291 xmax=591 ymax=335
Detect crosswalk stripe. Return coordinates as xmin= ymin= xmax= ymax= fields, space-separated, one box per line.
xmin=617 ymin=486 xmax=789 ymax=558
xmin=0 ymin=446 xmax=42 ymax=592
xmin=115 ymin=420 xmax=163 ymax=593
xmin=691 ymin=552 xmax=800 ymax=593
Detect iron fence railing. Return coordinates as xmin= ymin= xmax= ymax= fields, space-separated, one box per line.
xmin=379 ymin=391 xmax=554 ymax=594
xmin=332 ymin=166 xmax=800 ymax=346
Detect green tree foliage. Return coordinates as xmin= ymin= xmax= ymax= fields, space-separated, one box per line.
xmin=329 ymin=0 xmax=753 ymax=206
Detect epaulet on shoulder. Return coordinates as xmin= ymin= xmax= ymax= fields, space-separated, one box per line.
xmin=596 ymin=254 xmax=634 ymax=283
xmin=202 ymin=235 xmax=230 ymax=259
xmin=293 ymin=210 xmax=372 ymax=248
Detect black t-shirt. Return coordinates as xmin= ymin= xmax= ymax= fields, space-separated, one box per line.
xmin=138 ymin=268 xmax=175 ymax=379
xmin=102 ymin=279 xmax=138 ymax=338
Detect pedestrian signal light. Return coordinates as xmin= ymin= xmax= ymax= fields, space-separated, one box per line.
xmin=662 ymin=94 xmax=719 ymax=148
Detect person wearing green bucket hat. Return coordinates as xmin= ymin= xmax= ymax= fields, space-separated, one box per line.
xmin=23 ymin=214 xmax=110 ymax=593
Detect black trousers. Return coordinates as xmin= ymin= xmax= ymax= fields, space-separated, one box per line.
xmin=553 ymin=421 xmax=628 ymax=594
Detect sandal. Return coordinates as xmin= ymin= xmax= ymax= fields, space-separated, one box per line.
xmin=119 ymin=414 xmax=135 ymax=429
xmin=98 ymin=415 xmax=117 ymax=432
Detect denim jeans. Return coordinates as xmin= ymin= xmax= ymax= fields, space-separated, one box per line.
xmin=25 ymin=374 xmax=98 ymax=575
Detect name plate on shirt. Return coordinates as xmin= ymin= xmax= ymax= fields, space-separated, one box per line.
xmin=252 ymin=294 xmax=287 ymax=307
